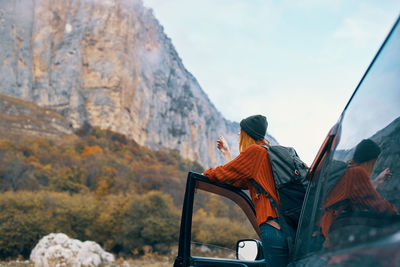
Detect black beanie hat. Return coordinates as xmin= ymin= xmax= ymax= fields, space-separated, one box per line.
xmin=353 ymin=139 xmax=381 ymax=164
xmin=240 ymin=115 xmax=268 ymax=141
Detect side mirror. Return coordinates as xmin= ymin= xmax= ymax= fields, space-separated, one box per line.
xmin=236 ymin=239 xmax=263 ymax=261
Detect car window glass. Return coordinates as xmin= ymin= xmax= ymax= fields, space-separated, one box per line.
xmin=295 ymin=18 xmax=400 ymax=258
xmin=191 ymin=190 xmax=258 ymax=259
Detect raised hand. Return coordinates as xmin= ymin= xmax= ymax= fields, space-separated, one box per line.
xmin=217 ymin=136 xmax=232 ymax=163
xmin=373 ymin=168 xmax=392 ymax=188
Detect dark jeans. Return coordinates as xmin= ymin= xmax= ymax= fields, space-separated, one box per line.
xmin=260 ymin=222 xmax=289 ymax=267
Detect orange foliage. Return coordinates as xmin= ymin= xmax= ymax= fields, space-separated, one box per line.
xmin=80 ymin=145 xmax=104 ymax=157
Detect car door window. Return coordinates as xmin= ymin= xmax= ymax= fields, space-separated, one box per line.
xmin=294 ymin=17 xmax=400 ymax=259
xmin=191 ymin=189 xmax=258 ymax=259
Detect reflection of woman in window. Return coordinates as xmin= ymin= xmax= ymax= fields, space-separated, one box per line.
xmin=321 ymin=139 xmax=398 ymax=242
xmin=204 ymin=115 xmax=290 ymax=267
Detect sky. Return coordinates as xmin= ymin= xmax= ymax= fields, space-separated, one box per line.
xmin=142 ymin=0 xmax=400 ymax=164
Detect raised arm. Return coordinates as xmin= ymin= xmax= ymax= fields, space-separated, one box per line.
xmin=217 ymin=135 xmax=232 ymax=163
xmin=204 ymin=144 xmax=264 ymax=189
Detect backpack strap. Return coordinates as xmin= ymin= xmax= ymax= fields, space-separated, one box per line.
xmin=249 ymin=179 xmax=268 ymax=199
xmin=250 ymin=178 xmax=295 ymax=259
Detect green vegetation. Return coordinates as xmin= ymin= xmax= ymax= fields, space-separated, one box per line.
xmin=0 ymin=191 xmax=179 ymax=259
xmin=0 ymin=126 xmax=255 ymax=259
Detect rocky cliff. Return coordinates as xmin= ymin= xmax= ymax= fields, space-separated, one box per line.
xmin=0 ymin=0 xmax=277 ymax=167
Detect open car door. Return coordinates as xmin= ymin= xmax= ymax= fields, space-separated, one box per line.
xmin=174 ymin=172 xmax=266 ymax=267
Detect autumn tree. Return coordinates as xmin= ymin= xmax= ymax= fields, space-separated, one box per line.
xmin=50 ymin=166 xmax=88 ymax=193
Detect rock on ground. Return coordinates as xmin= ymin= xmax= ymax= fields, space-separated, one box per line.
xmin=30 ymin=233 xmax=115 ymax=267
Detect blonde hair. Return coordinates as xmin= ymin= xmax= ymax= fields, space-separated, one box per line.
xmin=359 ymin=159 xmax=377 ymax=176
xmin=239 ymin=129 xmax=270 ymax=152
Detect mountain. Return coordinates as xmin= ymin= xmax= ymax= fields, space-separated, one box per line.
xmin=0 ymin=0 xmax=277 ymax=168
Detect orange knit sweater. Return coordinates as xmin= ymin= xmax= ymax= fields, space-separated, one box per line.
xmin=203 ymin=144 xmax=280 ymax=226
xmin=321 ymin=166 xmax=397 ymax=238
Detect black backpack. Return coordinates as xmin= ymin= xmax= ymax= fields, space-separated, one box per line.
xmin=322 ymin=160 xmax=351 ymax=210
xmin=250 ymin=145 xmax=309 ymax=230
xmin=324 ymin=160 xmax=349 ymax=193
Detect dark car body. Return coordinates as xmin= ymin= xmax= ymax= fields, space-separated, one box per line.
xmin=174 ymin=15 xmax=400 ymax=267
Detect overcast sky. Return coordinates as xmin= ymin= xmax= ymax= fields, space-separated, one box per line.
xmin=142 ymin=0 xmax=400 ymax=164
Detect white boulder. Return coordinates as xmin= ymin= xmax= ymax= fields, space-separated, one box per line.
xmin=30 ymin=233 xmax=115 ymax=267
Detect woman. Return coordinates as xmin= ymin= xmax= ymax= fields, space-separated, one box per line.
xmin=321 ymin=139 xmax=397 ymax=243
xmin=203 ymin=114 xmax=289 ymax=267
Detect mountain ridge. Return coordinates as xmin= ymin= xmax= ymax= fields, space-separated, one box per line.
xmin=0 ymin=0 xmax=277 ymax=167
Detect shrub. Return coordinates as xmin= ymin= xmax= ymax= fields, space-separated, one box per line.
xmin=91 ymin=194 xmax=132 ymax=253
xmin=120 ymin=191 xmax=180 ymax=255
xmin=0 ymin=191 xmax=97 ymax=259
